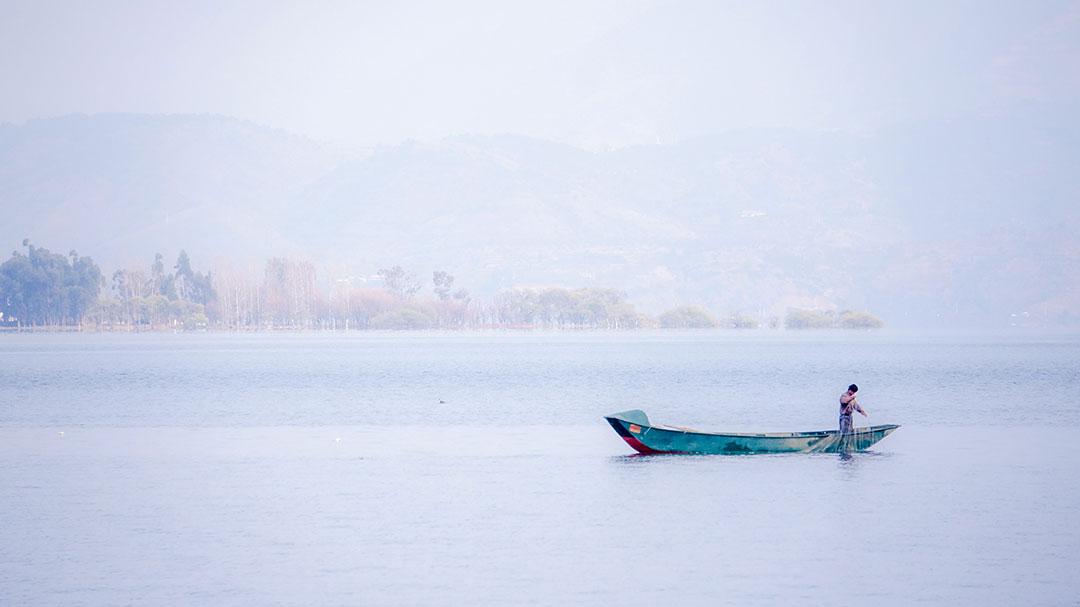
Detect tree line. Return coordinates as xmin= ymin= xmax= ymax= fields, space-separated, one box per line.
xmin=0 ymin=241 xmax=101 ymax=326
xmin=0 ymin=242 xmax=885 ymax=331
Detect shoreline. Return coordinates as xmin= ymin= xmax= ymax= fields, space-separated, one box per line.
xmin=1 ymin=326 xmax=1076 ymax=340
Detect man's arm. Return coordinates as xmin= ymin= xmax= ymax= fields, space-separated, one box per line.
xmin=853 ymin=400 xmax=868 ymax=416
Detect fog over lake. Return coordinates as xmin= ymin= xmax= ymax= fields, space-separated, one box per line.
xmin=1 ymin=1 xmax=1079 ymax=328
xmin=1 ymin=1 xmax=1079 ymax=605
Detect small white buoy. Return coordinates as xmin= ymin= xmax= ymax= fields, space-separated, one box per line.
xmin=334 ymin=437 xmax=342 ymax=443
xmin=58 ymin=431 xmax=65 ymax=437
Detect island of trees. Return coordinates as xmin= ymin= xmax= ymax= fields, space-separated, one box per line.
xmin=0 ymin=241 xmax=885 ymax=332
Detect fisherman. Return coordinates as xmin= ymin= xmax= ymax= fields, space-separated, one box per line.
xmin=839 ymin=384 xmax=868 ymax=434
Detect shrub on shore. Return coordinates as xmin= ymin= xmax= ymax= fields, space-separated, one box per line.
xmin=370 ymin=305 xmax=437 ymax=330
xmin=785 ymin=308 xmax=884 ymax=330
xmin=658 ymin=306 xmax=719 ymax=329
xmin=838 ymin=310 xmax=885 ymax=329
xmin=726 ymin=312 xmax=759 ymax=329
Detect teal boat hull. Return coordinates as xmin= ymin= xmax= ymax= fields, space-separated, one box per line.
xmin=605 ymin=410 xmax=899 ymax=455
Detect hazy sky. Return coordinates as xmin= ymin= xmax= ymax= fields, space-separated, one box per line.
xmin=2 ymin=0 xmax=1078 ymax=149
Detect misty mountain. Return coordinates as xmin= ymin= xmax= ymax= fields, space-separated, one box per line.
xmin=1 ymin=113 xmax=1076 ymax=326
xmin=0 ymin=114 xmax=339 ymax=263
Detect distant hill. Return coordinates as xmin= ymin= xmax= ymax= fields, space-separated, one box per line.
xmin=1 ymin=113 xmax=1077 ymax=327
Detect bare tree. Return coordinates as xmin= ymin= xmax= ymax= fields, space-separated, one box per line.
xmin=378 ymin=266 xmax=421 ymax=300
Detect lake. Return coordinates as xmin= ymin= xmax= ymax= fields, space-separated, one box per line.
xmin=2 ymin=331 xmax=1078 ymax=605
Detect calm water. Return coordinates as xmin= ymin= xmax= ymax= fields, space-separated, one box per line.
xmin=2 ymin=331 xmax=1079 ymax=605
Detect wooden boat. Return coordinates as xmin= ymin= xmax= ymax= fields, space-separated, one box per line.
xmin=605 ymin=409 xmax=899 ymax=455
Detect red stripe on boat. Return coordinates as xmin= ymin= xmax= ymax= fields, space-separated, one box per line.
xmin=622 ymin=435 xmax=665 ymax=454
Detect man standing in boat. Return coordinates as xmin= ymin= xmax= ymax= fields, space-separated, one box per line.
xmin=839 ymin=384 xmax=868 ymax=434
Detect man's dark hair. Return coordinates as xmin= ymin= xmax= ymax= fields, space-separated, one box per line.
xmin=848 ymin=384 xmax=859 ymax=393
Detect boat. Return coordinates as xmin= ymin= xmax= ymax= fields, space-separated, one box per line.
xmin=604 ymin=409 xmax=899 ymax=455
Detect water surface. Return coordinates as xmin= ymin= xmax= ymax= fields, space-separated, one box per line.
xmin=1 ymin=332 xmax=1078 ymax=605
